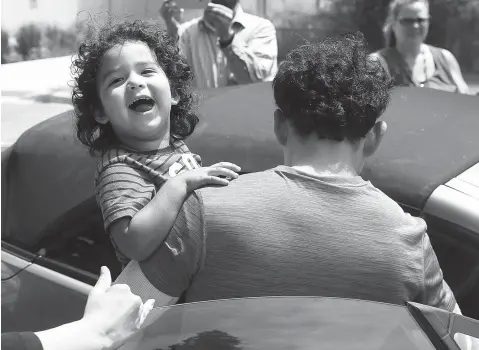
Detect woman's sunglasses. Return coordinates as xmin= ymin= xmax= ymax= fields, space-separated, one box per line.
xmin=398 ymin=17 xmax=430 ymax=26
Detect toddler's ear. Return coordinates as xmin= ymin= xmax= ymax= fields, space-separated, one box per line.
xmin=94 ymin=108 xmax=109 ymax=125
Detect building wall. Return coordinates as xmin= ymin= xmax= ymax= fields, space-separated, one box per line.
xmin=0 ymin=0 xmax=319 ymax=33
xmin=0 ymin=0 xmax=271 ymax=36
xmin=1 ymin=0 xmax=79 ymax=31
xmin=90 ymin=0 xmax=262 ymax=25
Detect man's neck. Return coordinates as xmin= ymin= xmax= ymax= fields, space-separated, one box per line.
xmin=283 ymin=135 xmax=363 ymax=177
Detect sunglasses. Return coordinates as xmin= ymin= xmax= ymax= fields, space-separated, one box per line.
xmin=398 ymin=17 xmax=430 ymax=26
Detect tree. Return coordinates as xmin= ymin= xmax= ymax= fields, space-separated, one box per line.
xmin=1 ymin=29 xmax=10 ymax=63
xmin=324 ymin=0 xmax=390 ymax=50
xmin=43 ymin=25 xmax=77 ymax=57
xmin=428 ymin=0 xmax=479 ymax=71
xmin=15 ymin=23 xmax=42 ymax=60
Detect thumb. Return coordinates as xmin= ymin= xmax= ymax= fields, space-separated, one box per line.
xmin=137 ymin=299 xmax=156 ymax=328
xmin=92 ymin=266 xmax=112 ymax=294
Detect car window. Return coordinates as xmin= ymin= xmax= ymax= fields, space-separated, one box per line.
xmin=34 ymin=196 xmax=122 ymax=279
xmin=2 ymin=146 xmax=120 ymax=280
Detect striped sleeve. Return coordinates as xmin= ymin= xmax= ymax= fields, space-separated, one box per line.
xmin=139 ymin=190 xmax=205 ymax=297
xmin=95 ymin=162 xmax=155 ymax=230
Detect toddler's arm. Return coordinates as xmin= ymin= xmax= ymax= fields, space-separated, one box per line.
xmin=110 ymin=162 xmax=240 ymax=261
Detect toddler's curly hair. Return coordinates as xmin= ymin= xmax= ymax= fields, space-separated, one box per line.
xmin=72 ymin=18 xmax=198 ymax=155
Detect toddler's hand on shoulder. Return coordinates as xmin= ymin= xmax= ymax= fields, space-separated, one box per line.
xmin=174 ymin=162 xmax=241 ymax=192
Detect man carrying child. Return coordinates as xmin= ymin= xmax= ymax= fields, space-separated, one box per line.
xmin=117 ymin=32 xmax=459 ymax=318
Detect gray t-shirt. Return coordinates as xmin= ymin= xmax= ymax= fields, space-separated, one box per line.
xmin=139 ymin=166 xmax=456 ymax=310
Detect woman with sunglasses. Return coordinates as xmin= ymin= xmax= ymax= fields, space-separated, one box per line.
xmin=372 ymin=0 xmax=470 ymax=94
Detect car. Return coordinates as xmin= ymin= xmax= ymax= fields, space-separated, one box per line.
xmin=2 ymin=83 xmax=479 ymax=334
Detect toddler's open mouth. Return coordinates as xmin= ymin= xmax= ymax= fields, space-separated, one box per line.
xmin=128 ymin=97 xmax=156 ymax=113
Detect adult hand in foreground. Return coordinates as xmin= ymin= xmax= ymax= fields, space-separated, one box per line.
xmin=35 ymin=266 xmax=155 ymax=350
xmin=83 ymin=266 xmax=155 ymax=348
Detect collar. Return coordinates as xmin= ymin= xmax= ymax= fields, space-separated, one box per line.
xmin=274 ymin=165 xmax=368 ymax=188
xmin=199 ymin=4 xmax=247 ymax=32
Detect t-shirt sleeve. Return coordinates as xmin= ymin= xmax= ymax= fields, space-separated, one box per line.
xmin=139 ymin=190 xmax=205 ymax=297
xmin=419 ymin=232 xmax=457 ymax=311
xmin=96 ymin=163 xmax=155 ymax=230
xmin=1 ymin=332 xmax=43 ymax=350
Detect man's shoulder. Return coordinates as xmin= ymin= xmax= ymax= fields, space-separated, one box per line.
xmin=247 ymin=13 xmax=273 ymax=26
xmin=236 ymin=10 xmax=274 ymax=29
xmin=179 ymin=17 xmax=203 ymax=36
xmin=366 ymin=184 xmax=428 ymax=233
xmin=200 ymin=168 xmax=278 ymax=198
xmin=241 ymin=11 xmax=271 ymax=22
xmin=223 ymin=168 xmax=278 ymax=187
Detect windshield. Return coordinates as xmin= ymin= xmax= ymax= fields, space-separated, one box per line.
xmin=120 ymin=297 xmax=436 ymax=350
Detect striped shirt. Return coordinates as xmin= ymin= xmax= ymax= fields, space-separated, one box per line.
xmin=177 ymin=6 xmax=278 ymax=88
xmin=95 ymin=140 xmax=201 ymax=265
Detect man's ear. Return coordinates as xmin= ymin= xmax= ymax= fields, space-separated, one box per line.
xmin=171 ymin=96 xmax=180 ymax=106
xmin=171 ymin=90 xmax=180 ymax=106
xmin=363 ymin=121 xmax=387 ymax=157
xmin=274 ymin=108 xmax=288 ymax=146
xmin=94 ymin=108 xmax=109 ymax=125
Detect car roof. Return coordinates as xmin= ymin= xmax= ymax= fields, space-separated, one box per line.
xmin=2 ymin=85 xmax=478 ymax=246
xmin=189 ymin=83 xmax=479 ymax=211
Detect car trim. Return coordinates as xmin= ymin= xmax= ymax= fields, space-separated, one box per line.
xmin=446 ymin=163 xmax=479 ymax=201
xmin=423 ymin=185 xmax=479 ymax=235
xmin=455 ymin=163 xmax=479 ymax=185
xmin=1 ymin=241 xmax=37 ymax=262
xmin=446 ymin=178 xmax=479 ymax=200
xmin=2 ymin=250 xmax=92 ymax=296
xmin=405 ymin=303 xmax=449 ymax=350
xmin=2 ymin=241 xmax=98 ymax=286
xmin=397 ymin=201 xmax=421 ymax=217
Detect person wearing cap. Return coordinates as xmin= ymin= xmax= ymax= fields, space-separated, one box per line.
xmin=160 ymin=0 xmax=278 ymax=88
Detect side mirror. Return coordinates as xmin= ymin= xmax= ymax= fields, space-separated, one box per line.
xmin=407 ymin=302 xmax=479 ymax=350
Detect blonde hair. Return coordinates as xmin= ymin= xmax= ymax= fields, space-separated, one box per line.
xmin=383 ymin=0 xmax=429 ymax=47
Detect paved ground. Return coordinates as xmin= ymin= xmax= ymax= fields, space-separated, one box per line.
xmin=1 ymin=56 xmax=478 ymax=149
xmin=1 ymin=101 xmax=72 ymax=148
xmin=1 ymin=56 xmax=73 ymax=148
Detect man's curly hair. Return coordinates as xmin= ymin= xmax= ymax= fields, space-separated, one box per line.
xmin=72 ymin=18 xmax=198 ymax=155
xmin=273 ymin=32 xmax=394 ymax=142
